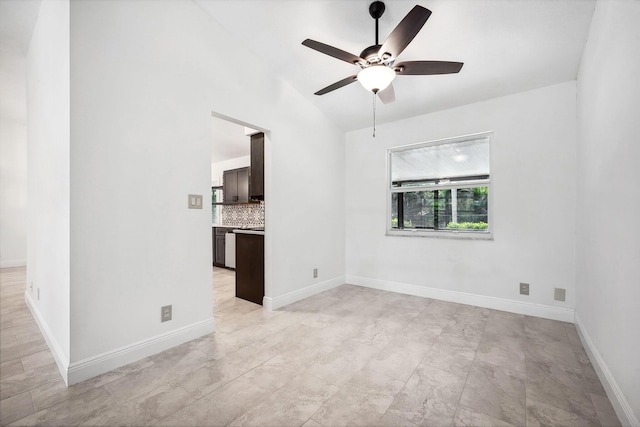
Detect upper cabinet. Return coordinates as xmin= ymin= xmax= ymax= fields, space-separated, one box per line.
xmin=222 ymin=132 xmax=264 ymax=204
xmin=223 ymin=167 xmax=249 ymax=204
xmin=250 ymin=133 xmax=264 ymax=200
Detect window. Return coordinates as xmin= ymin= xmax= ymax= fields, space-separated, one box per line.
xmin=387 ymin=132 xmax=492 ymax=238
xmin=212 ymin=186 xmax=223 ymax=224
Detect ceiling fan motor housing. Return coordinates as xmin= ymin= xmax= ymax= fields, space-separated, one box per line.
xmin=360 ymin=44 xmax=383 ymax=65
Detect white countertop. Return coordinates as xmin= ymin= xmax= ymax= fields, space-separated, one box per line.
xmin=232 ymin=229 xmax=265 ymax=236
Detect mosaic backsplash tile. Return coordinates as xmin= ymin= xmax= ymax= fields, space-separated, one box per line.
xmin=221 ymin=201 xmax=265 ymax=228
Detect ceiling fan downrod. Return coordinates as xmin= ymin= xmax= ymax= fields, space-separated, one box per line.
xmin=369 ymin=1 xmax=386 ymax=45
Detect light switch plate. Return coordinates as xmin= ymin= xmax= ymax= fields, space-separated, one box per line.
xmin=188 ymin=194 xmax=203 ymax=209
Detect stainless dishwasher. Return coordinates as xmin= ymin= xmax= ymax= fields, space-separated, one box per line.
xmin=225 ymin=231 xmax=236 ymax=269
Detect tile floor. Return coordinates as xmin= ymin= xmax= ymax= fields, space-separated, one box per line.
xmin=0 ymin=266 xmax=621 ymax=426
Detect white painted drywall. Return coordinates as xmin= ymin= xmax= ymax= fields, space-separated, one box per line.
xmin=576 ymin=0 xmax=640 ymax=422
xmin=26 ymin=0 xmax=70 ymax=363
xmin=0 ymin=117 xmax=27 ymax=267
xmin=211 ymin=155 xmax=250 ymax=186
xmin=68 ymin=0 xmax=344 ymax=363
xmin=346 ymin=82 xmax=577 ymax=312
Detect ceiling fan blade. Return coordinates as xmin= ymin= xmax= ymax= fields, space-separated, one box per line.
xmin=394 ymin=61 xmax=464 ymax=75
xmin=377 ymin=83 xmax=395 ymax=104
xmin=378 ymin=5 xmax=432 ymax=61
xmin=302 ymin=39 xmax=365 ymax=65
xmin=314 ymin=75 xmax=358 ymax=95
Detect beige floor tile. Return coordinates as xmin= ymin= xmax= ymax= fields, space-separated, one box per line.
xmin=376 ymin=411 xmax=418 ymax=427
xmin=474 ymin=331 xmax=525 ymax=374
xmin=7 ymin=386 xmax=116 ymax=426
xmin=0 ymin=359 xmax=24 ymax=380
xmin=387 ymin=363 xmax=466 ymax=426
xmin=0 ymin=390 xmax=35 ymax=425
xmin=527 ymin=398 xmax=600 ymax=427
xmin=311 ymin=368 xmax=405 ymax=427
xmin=591 ymin=392 xmax=622 ymax=427
xmin=161 ymin=376 xmax=269 ymax=427
xmin=228 ymin=373 xmax=339 ymax=427
xmin=525 ymin=358 xmax=599 ymax=422
xmin=458 ymin=361 xmax=525 ymax=426
xmin=0 ymin=266 xmax=621 ymax=427
xmin=453 ymin=405 xmax=517 ymax=427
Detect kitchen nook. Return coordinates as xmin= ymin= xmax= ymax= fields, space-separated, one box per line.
xmin=211 ymin=125 xmax=265 ymax=306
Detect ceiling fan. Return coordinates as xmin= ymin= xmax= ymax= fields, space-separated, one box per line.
xmin=302 ymin=1 xmax=463 ymax=104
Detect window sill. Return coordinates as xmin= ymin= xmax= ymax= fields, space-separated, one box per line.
xmin=386 ymin=229 xmax=493 ymax=240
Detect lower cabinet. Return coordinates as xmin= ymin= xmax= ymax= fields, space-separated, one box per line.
xmin=214 ymin=227 xmax=228 ymax=267
xmin=235 ymin=233 xmax=264 ymax=305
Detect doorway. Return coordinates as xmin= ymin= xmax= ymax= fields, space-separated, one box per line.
xmin=210 ymin=112 xmax=268 ymax=312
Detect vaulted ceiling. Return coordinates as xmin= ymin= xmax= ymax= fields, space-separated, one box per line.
xmin=196 ymin=0 xmax=596 ymax=131
xmin=1 ymin=0 xmax=596 ymax=135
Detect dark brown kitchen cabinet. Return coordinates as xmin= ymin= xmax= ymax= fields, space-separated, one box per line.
xmin=223 ymin=167 xmax=249 ymax=204
xmin=250 ymin=133 xmax=264 ymax=200
xmin=235 ymin=233 xmax=264 ymax=305
xmin=214 ymin=227 xmax=228 ymax=267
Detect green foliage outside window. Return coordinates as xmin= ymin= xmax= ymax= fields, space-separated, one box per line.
xmin=446 ymin=221 xmax=488 ymax=230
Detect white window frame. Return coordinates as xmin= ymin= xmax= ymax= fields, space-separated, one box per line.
xmin=386 ymin=131 xmax=493 ymax=240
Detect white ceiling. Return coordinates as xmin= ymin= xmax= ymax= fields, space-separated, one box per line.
xmin=0 ymin=0 xmax=41 ymax=122
xmin=210 ymin=116 xmax=251 ymax=164
xmin=196 ymin=0 xmax=596 ymax=131
xmin=1 ymin=0 xmax=596 ymax=138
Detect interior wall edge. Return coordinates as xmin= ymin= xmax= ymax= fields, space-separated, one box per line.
xmin=24 ymin=290 xmax=70 ymax=386
xmin=66 ymin=318 xmax=215 ymax=386
xmin=575 ymin=312 xmax=640 ymax=427
xmin=263 ymin=275 xmax=345 ymax=311
xmin=346 ymin=275 xmax=575 ymax=323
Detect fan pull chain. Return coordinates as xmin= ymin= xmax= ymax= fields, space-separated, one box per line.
xmin=372 ymin=92 xmax=377 ymax=138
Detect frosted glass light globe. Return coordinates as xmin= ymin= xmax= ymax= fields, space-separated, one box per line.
xmin=357 ymin=65 xmax=396 ymax=93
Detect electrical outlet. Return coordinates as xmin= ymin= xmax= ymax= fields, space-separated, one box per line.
xmin=161 ymin=305 xmax=172 ymax=322
xmin=554 ymin=288 xmax=566 ymax=302
xmin=519 ymin=282 xmax=529 ymax=295
xmin=30 ymin=281 xmax=33 ymax=292
xmin=313 ymin=268 xmax=318 ymax=278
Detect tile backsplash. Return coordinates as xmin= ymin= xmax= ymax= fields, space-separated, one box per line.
xmin=220 ymin=201 xmax=265 ymax=228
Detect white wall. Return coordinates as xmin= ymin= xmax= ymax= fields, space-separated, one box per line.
xmin=0 ymin=117 xmax=27 ymax=267
xmin=67 ymin=0 xmax=344 ymax=372
xmin=346 ymin=82 xmax=577 ymax=320
xmin=26 ymin=0 xmax=71 ymax=369
xmin=576 ymin=0 xmax=640 ymax=423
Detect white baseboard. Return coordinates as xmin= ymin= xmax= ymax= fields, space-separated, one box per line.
xmin=1 ymin=259 xmax=27 ymax=268
xmin=25 ymin=289 xmax=215 ymax=386
xmin=346 ymin=275 xmax=575 ymax=323
xmin=575 ymin=313 xmax=639 ymax=427
xmin=263 ymin=275 xmax=345 ymax=311
xmin=24 ymin=290 xmax=70 ymax=385
xmin=67 ymin=317 xmax=216 ymax=385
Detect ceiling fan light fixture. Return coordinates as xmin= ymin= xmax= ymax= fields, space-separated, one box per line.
xmin=357 ymin=65 xmax=396 ymax=93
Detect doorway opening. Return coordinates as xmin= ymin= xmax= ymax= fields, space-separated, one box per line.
xmin=209 ymin=112 xmax=269 ymax=315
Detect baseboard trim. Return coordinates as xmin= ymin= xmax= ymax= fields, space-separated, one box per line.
xmin=1 ymin=259 xmax=27 ymax=268
xmin=67 ymin=317 xmax=216 ymax=385
xmin=26 ymin=288 xmax=216 ymax=386
xmin=575 ymin=313 xmax=639 ymax=427
xmin=24 ymin=290 xmax=70 ymax=385
xmin=346 ymin=275 xmax=575 ymax=322
xmin=263 ymin=275 xmax=345 ymax=311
